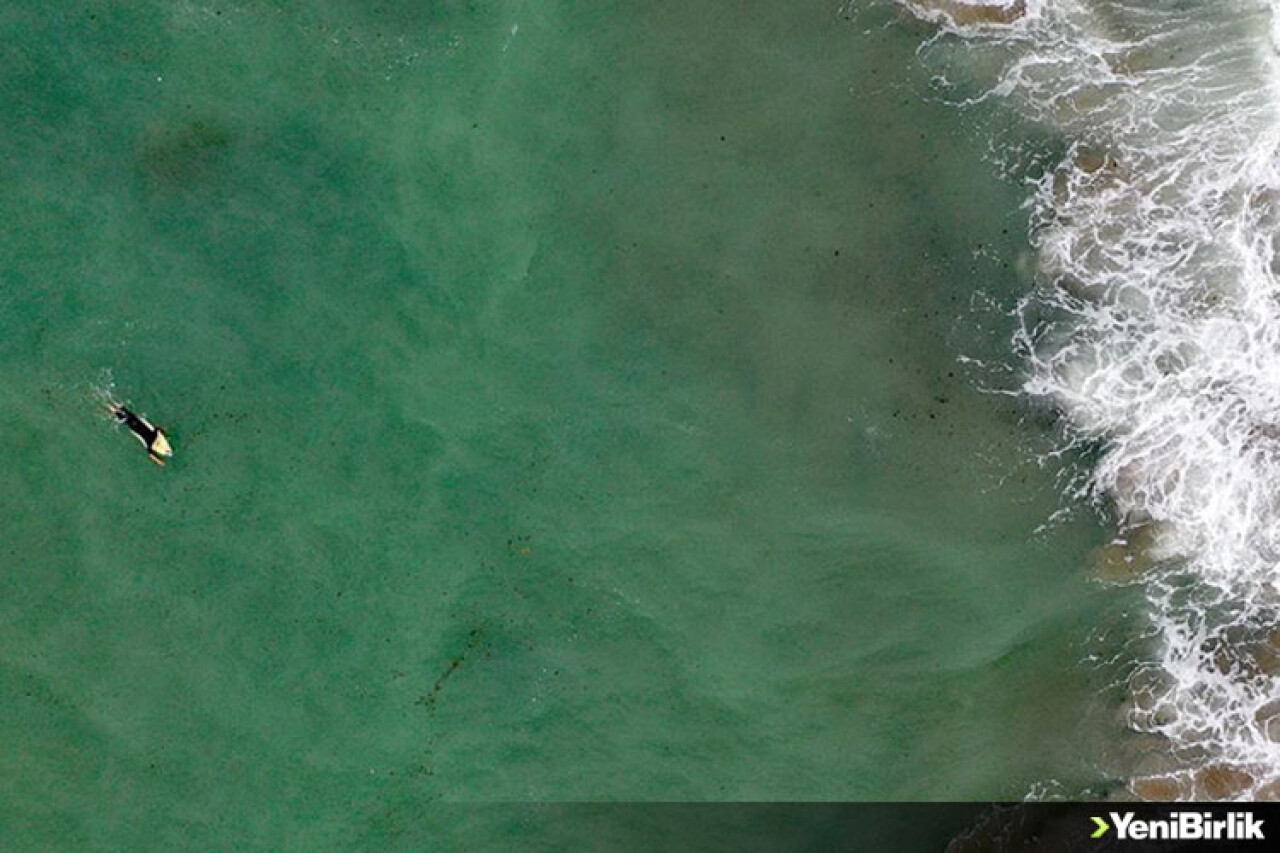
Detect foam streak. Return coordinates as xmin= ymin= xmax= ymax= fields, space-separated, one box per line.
xmin=908 ymin=0 xmax=1280 ymax=798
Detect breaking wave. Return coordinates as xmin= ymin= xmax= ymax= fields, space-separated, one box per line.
xmin=904 ymin=0 xmax=1280 ymax=798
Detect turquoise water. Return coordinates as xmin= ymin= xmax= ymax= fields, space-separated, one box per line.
xmin=2 ymin=1 xmax=1134 ymax=848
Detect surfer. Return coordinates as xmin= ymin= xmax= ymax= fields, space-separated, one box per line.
xmin=109 ymin=403 xmax=173 ymax=466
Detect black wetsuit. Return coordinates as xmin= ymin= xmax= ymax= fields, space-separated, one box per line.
xmin=114 ymin=406 xmax=158 ymax=447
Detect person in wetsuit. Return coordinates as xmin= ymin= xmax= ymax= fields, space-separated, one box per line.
xmin=111 ymin=404 xmax=173 ymax=466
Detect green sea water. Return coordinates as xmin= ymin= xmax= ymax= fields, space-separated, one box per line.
xmin=2 ymin=1 xmax=1140 ymax=849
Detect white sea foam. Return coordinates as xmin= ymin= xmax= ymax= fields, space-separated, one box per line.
xmin=909 ymin=0 xmax=1280 ymax=797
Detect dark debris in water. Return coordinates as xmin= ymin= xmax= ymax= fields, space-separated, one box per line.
xmin=415 ymin=625 xmax=487 ymax=714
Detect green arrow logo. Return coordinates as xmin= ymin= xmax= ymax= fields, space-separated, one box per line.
xmin=1091 ymin=816 xmax=1110 ymax=838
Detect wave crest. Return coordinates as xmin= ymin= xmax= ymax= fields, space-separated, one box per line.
xmin=908 ymin=0 xmax=1280 ymax=798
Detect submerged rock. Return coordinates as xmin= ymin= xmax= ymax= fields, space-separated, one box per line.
xmin=1195 ymin=764 xmax=1257 ymax=800
xmin=1130 ymin=764 xmax=1260 ymax=801
xmin=1129 ymin=773 xmax=1192 ymax=801
xmin=1052 ymin=146 xmax=1125 ymax=208
xmin=1200 ymin=626 xmax=1280 ymax=680
xmin=1255 ymin=699 xmax=1280 ymax=742
xmin=1092 ymin=523 xmax=1163 ymax=583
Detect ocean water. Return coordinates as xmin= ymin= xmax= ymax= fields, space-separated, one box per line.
xmin=903 ymin=0 xmax=1280 ymax=801
xmin=1 ymin=0 xmax=1136 ymax=848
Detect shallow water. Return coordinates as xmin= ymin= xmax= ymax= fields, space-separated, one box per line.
xmin=904 ymin=0 xmax=1280 ymax=799
xmin=1 ymin=1 xmax=1125 ymax=847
